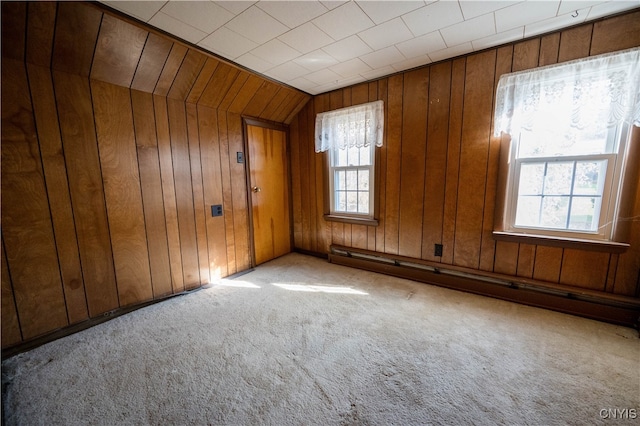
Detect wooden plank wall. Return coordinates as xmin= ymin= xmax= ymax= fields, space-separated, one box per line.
xmin=290 ymin=10 xmax=640 ymax=298
xmin=0 ymin=1 xmax=310 ymax=349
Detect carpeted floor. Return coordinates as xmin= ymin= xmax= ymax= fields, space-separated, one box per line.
xmin=2 ymin=253 xmax=639 ymax=425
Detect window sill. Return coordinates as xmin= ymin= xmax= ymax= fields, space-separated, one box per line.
xmin=492 ymin=231 xmax=629 ymax=253
xmin=324 ymin=214 xmax=379 ymax=226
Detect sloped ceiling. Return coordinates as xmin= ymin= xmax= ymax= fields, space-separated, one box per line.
xmin=100 ymin=0 xmax=640 ymax=95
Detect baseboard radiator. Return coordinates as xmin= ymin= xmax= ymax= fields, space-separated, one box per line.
xmin=328 ymin=245 xmax=640 ymax=330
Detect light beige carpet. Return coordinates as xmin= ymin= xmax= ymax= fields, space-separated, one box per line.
xmin=2 ymin=253 xmax=639 ymax=425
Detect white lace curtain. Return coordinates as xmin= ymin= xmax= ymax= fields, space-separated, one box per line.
xmin=493 ymin=47 xmax=640 ymax=138
xmin=315 ymin=100 xmax=384 ymax=153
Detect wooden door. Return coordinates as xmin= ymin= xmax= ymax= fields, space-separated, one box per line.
xmin=247 ymin=124 xmax=291 ymax=265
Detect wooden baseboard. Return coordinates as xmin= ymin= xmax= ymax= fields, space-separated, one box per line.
xmin=329 ymin=246 xmax=640 ymax=330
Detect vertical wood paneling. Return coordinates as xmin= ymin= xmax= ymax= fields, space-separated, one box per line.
xmin=168 ymin=50 xmax=207 ymax=101
xmin=198 ymin=105 xmax=229 ymax=279
xmin=539 ymin=33 xmax=560 ymax=66
xmin=198 ymin=64 xmax=239 ymax=109
xmin=243 ymin=82 xmax=281 ymax=118
xmin=28 ymin=64 xmax=88 ymax=324
xmin=186 ymin=103 xmax=210 ymax=284
xmin=560 ymin=250 xmax=610 ymax=291
xmin=422 ymin=63 xmax=450 ymax=261
xmin=558 ymin=25 xmax=593 ymax=62
xmin=52 ymin=2 xmax=102 ymax=76
xmin=92 ymin=80 xmax=153 ymax=306
xmin=154 ymin=44 xmax=188 ymax=96
xmin=216 ymin=110 xmax=237 ymax=274
xmin=313 ymin=95 xmax=330 ymax=254
xmin=1 ymin=239 xmax=22 ymax=347
xmin=384 ymin=75 xmax=404 ymax=255
xmin=131 ymin=34 xmax=173 ymax=93
xmin=2 ymin=59 xmax=69 ymax=338
xmin=290 ymin=112 xmax=304 ymax=248
xmin=533 ymin=247 xmax=563 ymax=283
xmin=228 ymin=75 xmax=263 ymax=114
xmin=130 ymin=90 xmax=173 ymax=298
xmin=218 ymin=71 xmax=250 ymax=111
xmin=153 ymin=95 xmax=185 ymax=292
xmin=1 ymin=1 xmax=26 ymax=61
xmin=441 ymin=58 xmax=465 ymax=265
xmin=53 ymin=70 xmax=119 ymax=316
xmin=186 ymin=58 xmax=219 ymax=104
xmin=167 ymin=99 xmax=200 ymax=287
xmin=590 ymin=10 xmax=640 ymax=55
xmin=375 ymin=79 xmax=388 ymax=254
xmin=91 ymin=14 xmax=147 ymax=87
xmin=26 ymin=2 xmax=57 ymax=67
xmin=298 ymin=102 xmax=312 ymax=251
xmin=227 ymin=113 xmax=251 ymax=271
xmin=453 ymin=51 xmax=496 ymax=269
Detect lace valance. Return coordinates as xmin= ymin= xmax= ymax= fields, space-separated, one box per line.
xmin=315 ymin=100 xmax=384 ymax=153
xmin=493 ymin=47 xmax=640 ymax=137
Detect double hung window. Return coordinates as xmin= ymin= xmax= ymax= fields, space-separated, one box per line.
xmin=315 ymin=100 xmax=384 ymax=222
xmin=493 ymin=47 xmax=640 ymax=245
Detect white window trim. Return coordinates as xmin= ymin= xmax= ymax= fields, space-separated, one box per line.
xmin=328 ymin=144 xmax=375 ymax=219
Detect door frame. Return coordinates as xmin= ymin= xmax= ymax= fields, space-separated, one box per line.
xmin=242 ymin=117 xmax=293 ymax=267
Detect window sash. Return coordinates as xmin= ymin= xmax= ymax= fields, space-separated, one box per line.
xmin=329 ymin=145 xmax=375 ymax=218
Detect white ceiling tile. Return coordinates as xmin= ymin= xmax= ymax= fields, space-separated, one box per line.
xmin=495 ymin=1 xmax=561 ymax=33
xmin=257 ymin=1 xmax=329 ymax=28
xmin=586 ymin=1 xmax=640 ymax=20
xmin=279 ymin=23 xmax=334 ymax=54
xmin=234 ymin=52 xmax=274 ymax=73
xmin=225 ymin=5 xmax=289 ymax=44
xmin=214 ymin=1 xmax=255 ymax=15
xmin=360 ymin=66 xmax=395 ymax=80
xmin=391 ymin=55 xmax=432 ymax=72
xmin=312 ymin=1 xmax=375 ymax=40
xmin=148 ymin=12 xmax=207 ymax=44
xmin=199 ymin=27 xmax=258 ymax=59
xmin=294 ymin=50 xmax=339 ymax=71
xmin=266 ymin=62 xmax=310 ymax=81
xmin=458 ymin=1 xmax=520 ymax=20
xmin=471 ymin=27 xmax=524 ymax=50
xmin=356 ymin=1 xmax=426 ymax=24
xmin=428 ymin=42 xmax=473 ymax=63
xmin=557 ymin=0 xmax=601 ymax=16
xmin=330 ymin=58 xmax=371 ymax=77
xmin=358 ymin=17 xmax=414 ymax=51
xmin=320 ymin=1 xmax=348 ymax=11
xmin=524 ymin=7 xmax=589 ymax=38
xmin=402 ymin=1 xmax=464 ymax=37
xmin=396 ymin=31 xmax=446 ymax=58
xmin=322 ymin=35 xmax=373 ymax=62
xmin=440 ymin=12 xmax=496 ymax=47
xmin=102 ymin=1 xmax=166 ymax=22
xmin=250 ymin=39 xmax=301 ymax=65
xmin=360 ymin=46 xmax=406 ymax=69
xmin=160 ymin=1 xmax=233 ymax=33
xmin=288 ymin=76 xmax=318 ymax=93
xmin=305 ymin=68 xmax=342 ymax=85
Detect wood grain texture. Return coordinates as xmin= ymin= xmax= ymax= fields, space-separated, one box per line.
xmin=1 ymin=1 xmax=26 ymax=61
xmin=290 ymin=113 xmax=303 ymax=248
xmin=2 ymin=59 xmax=69 ymax=339
xmin=131 ymin=33 xmax=173 ymax=93
xmin=92 ymin=80 xmax=153 ymax=306
xmin=558 ymin=24 xmax=592 ymax=62
xmin=153 ymin=95 xmax=185 ymax=292
xmin=218 ymin=71 xmax=250 ymax=111
xmin=28 ymin=64 xmax=88 ymax=324
xmin=229 ymin=75 xmax=264 ymax=114
xmin=512 ymin=39 xmax=540 ymax=72
xmin=422 ymin=63 xmax=450 ymax=261
xmin=384 ymin=75 xmax=404 ymax=255
xmin=1 ymin=238 xmax=22 ymax=347
xmin=167 ymin=98 xmax=200 ymax=288
xmin=590 ymin=10 xmax=640 ymax=55
xmin=54 ymin=70 xmax=120 ymax=317
xmin=130 ymin=90 xmax=173 ymax=298
xmin=560 ymin=250 xmax=610 ymax=290
xmin=297 ymin=102 xmax=312 ymax=251
xmin=248 ymin=125 xmax=291 ymax=265
xmin=52 ymin=2 xmax=102 ymax=76
xmin=26 ymin=2 xmax=57 ymax=67
xmin=227 ymin=113 xmax=251 ymax=271
xmin=441 ymin=58 xmax=465 ymax=265
xmin=198 ymin=104 xmax=229 ymax=279
xmin=91 ymin=14 xmax=147 ymax=88
xmin=453 ymin=51 xmax=496 ymax=269
xmin=198 ymin=63 xmax=240 ymax=109
xmin=313 ymin=95 xmax=329 ymax=254
xmin=216 ymin=110 xmax=237 ymax=274
xmin=243 ymin=82 xmax=280 ymax=118
xmin=533 ymin=247 xmax=563 ymax=283
xmin=186 ymin=58 xmax=219 ymax=104
xmin=168 ymin=49 xmax=207 ymax=101
xmin=539 ymin=33 xmax=560 ymax=66
xmin=154 ymin=44 xmax=188 ymax=96
xmin=186 ymin=103 xmax=211 ymax=284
